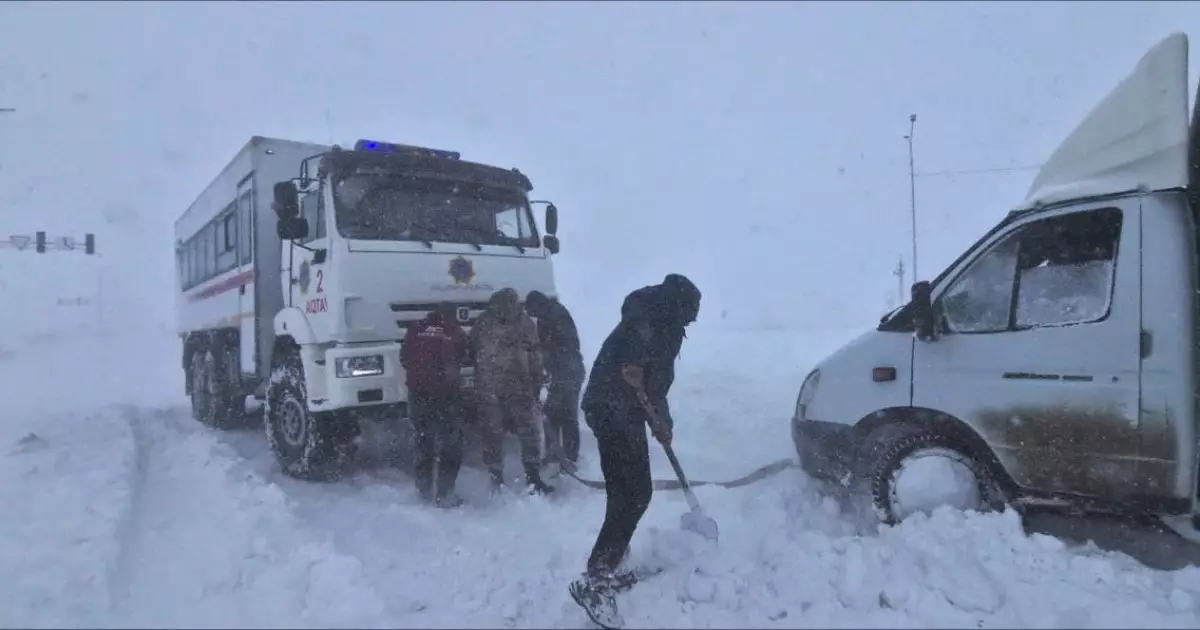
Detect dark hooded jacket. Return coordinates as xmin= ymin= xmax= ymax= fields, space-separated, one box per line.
xmin=525 ymin=291 xmax=584 ymax=381
xmin=581 ymin=274 xmax=701 ymax=434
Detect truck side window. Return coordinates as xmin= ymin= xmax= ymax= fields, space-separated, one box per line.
xmin=941 ymin=207 xmax=1122 ymax=334
xmin=299 ymin=186 xmax=326 ymax=242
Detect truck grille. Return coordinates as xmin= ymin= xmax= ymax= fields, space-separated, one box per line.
xmin=390 ymin=301 xmax=488 ymax=332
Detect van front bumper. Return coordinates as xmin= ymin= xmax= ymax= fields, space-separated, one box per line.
xmin=792 ymin=416 xmax=858 ymax=484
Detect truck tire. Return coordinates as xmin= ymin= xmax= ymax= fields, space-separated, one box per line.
xmin=188 ymin=347 xmax=242 ymax=429
xmin=263 ymin=351 xmax=357 ymax=481
xmin=858 ymin=424 xmax=1007 ymax=525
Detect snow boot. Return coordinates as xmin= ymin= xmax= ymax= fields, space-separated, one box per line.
xmin=435 ymin=493 xmax=464 ymax=509
xmin=525 ymin=463 xmax=555 ymax=495
xmin=489 ymin=469 xmax=506 ymax=496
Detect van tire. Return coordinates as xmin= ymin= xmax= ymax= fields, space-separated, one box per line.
xmin=858 ymin=424 xmax=1007 ymax=525
xmin=264 ymin=351 xmax=357 ymax=481
xmin=189 ymin=347 xmax=243 ymax=430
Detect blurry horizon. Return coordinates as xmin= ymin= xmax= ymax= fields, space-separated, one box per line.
xmin=1 ymin=1 xmax=1198 ymax=344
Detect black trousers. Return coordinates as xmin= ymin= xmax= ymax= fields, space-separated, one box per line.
xmin=585 ymin=409 xmax=652 ymax=578
xmin=544 ymin=372 xmax=583 ymax=464
xmin=409 ymin=391 xmax=464 ymax=500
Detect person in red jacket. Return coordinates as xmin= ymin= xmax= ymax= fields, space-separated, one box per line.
xmin=401 ymin=302 xmax=469 ymax=508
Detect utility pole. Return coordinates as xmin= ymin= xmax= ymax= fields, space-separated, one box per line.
xmin=904 ymin=114 xmax=918 ymax=282
xmin=893 ymin=256 xmax=905 ymax=306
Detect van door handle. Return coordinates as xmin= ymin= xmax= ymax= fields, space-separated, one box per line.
xmin=1140 ymin=329 xmax=1153 ymax=359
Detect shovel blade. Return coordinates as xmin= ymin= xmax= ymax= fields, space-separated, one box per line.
xmin=681 ymin=508 xmax=719 ymax=542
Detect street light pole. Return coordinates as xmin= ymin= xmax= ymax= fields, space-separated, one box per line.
xmin=903 ymin=114 xmax=918 ymax=283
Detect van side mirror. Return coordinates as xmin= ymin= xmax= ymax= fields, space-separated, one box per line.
xmin=277 ymin=216 xmax=309 ymax=241
xmin=545 ymin=203 xmax=558 ymax=235
xmin=911 ymin=281 xmax=936 ymax=342
xmin=273 ymin=182 xmax=300 ymax=218
xmin=543 ymin=234 xmax=560 ymax=254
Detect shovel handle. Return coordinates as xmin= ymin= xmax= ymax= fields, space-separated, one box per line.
xmin=633 ymin=388 xmax=702 ymax=511
xmin=662 ymin=442 xmax=702 ymax=511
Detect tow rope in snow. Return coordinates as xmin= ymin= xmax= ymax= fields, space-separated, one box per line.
xmin=559 ymin=457 xmax=797 ymax=491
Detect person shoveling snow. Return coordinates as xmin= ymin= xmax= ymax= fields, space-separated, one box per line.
xmin=569 ymin=273 xmax=703 ymax=629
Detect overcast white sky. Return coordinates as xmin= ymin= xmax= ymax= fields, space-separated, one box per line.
xmin=1 ymin=1 xmax=1198 ymax=340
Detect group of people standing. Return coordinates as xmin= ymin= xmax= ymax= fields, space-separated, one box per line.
xmin=401 ymin=273 xmax=703 ymax=591
xmin=400 ymin=287 xmax=586 ymax=508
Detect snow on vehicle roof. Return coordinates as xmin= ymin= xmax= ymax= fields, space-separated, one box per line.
xmin=1016 ymin=32 xmax=1193 ymax=211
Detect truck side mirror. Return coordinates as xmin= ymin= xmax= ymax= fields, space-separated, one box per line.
xmin=277 ymin=216 xmax=309 ymax=241
xmin=545 ymin=203 xmax=558 ymax=235
xmin=543 ymin=234 xmax=560 ymax=254
xmin=273 ymin=182 xmax=300 ymax=218
xmin=911 ymin=280 xmax=936 ymax=342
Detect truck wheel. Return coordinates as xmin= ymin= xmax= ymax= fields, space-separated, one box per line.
xmin=189 ymin=348 xmax=241 ymax=429
xmin=264 ymin=352 xmax=356 ymax=481
xmin=859 ymin=425 xmax=1007 ymax=525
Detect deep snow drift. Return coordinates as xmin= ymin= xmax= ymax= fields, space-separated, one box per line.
xmin=4 ymin=323 xmax=1200 ymax=628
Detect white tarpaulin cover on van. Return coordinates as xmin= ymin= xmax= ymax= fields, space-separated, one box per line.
xmin=1019 ymin=32 xmax=1192 ymax=211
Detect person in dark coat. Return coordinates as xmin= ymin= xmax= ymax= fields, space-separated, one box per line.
xmin=578 ymin=273 xmax=701 ymax=586
xmin=401 ymin=302 xmax=469 ymax=508
xmin=525 ymin=290 xmax=586 ymax=470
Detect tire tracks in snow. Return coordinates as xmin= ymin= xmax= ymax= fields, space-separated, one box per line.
xmin=102 ymin=405 xmax=392 ymax=628
xmin=107 ymin=404 xmax=152 ymax=618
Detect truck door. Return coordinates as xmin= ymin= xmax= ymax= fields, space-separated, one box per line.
xmin=912 ymin=199 xmax=1142 ymax=501
xmin=236 ymin=175 xmax=255 ymax=376
xmin=287 ymin=183 xmax=331 ymax=337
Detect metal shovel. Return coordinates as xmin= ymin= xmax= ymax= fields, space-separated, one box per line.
xmin=636 ymin=390 xmax=719 ymax=543
xmin=661 ymin=441 xmax=720 ymax=542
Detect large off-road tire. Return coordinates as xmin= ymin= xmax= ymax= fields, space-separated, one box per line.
xmin=188 ymin=347 xmax=244 ymax=430
xmin=857 ymin=423 xmax=1007 ymax=526
xmin=263 ymin=351 xmax=358 ymax=481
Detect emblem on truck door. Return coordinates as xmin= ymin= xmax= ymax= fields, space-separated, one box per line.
xmin=298 ymin=260 xmax=311 ymax=295
xmin=448 ymin=256 xmax=476 ymax=285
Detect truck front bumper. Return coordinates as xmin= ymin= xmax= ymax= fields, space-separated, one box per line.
xmin=792 ymin=416 xmax=859 ymax=484
xmin=318 ymin=343 xmax=406 ymax=412
xmin=312 ymin=343 xmax=478 ymax=419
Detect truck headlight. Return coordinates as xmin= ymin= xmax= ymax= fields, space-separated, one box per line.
xmin=795 ymin=369 xmax=820 ymax=420
xmin=335 ymin=355 xmax=384 ymax=378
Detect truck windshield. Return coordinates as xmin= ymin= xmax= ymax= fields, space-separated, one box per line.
xmin=332 ymin=173 xmax=539 ymax=248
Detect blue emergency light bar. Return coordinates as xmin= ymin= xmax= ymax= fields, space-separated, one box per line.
xmin=353 ymin=139 xmax=461 ymax=160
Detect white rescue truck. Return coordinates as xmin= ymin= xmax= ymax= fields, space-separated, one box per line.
xmin=793 ymin=32 xmax=1200 ymax=538
xmin=175 ymin=136 xmax=562 ymax=480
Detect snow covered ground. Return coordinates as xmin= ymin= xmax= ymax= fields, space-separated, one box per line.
xmin=4 ymin=321 xmax=1200 ymax=628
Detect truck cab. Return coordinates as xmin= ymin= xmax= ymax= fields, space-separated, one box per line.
xmin=265 ymin=140 xmax=561 ymax=480
xmin=792 ymin=32 xmax=1200 ymax=532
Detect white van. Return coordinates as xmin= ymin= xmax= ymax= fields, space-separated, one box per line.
xmin=792 ymin=32 xmax=1200 ymax=536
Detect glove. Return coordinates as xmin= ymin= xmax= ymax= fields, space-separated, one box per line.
xmin=653 ymin=401 xmax=674 ymax=431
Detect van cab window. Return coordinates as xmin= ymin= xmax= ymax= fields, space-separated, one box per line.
xmin=941 ymin=207 xmax=1122 ymax=334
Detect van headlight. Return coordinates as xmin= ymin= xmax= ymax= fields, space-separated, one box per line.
xmin=794 ymin=369 xmax=821 ymax=420
xmin=335 ymin=355 xmax=384 ymax=378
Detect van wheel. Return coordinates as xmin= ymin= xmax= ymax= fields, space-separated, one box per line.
xmin=859 ymin=425 xmax=1007 ymax=525
xmin=264 ymin=352 xmax=357 ymax=481
xmin=189 ymin=348 xmax=242 ymax=429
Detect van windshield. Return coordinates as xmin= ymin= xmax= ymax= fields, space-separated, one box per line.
xmin=332 ymin=173 xmax=539 ymax=248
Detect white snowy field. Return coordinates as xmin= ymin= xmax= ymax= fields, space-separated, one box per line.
xmin=4 ymin=322 xmax=1200 ymax=628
